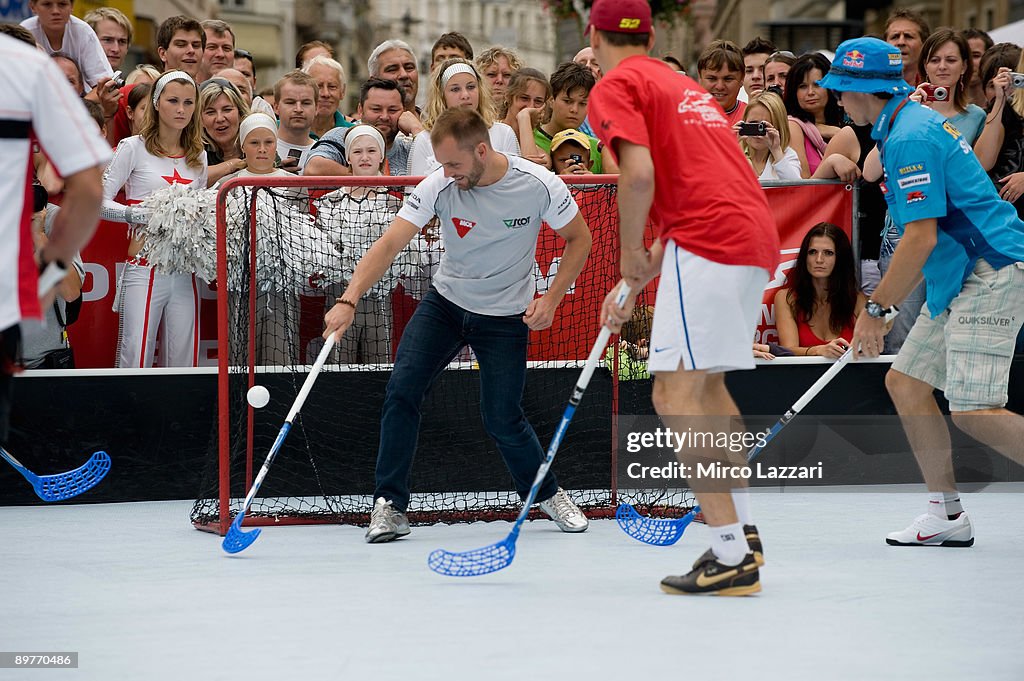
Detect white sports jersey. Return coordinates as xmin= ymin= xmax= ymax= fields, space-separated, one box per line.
xmin=0 ymin=34 xmax=111 ymax=331
xmin=103 ymin=136 xmax=208 ymax=205
xmin=397 ymin=153 xmax=579 ymax=316
xmin=20 ymin=15 xmax=114 ymax=90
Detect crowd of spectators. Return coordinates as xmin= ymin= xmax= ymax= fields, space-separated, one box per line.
xmin=6 ymin=3 xmax=1024 ymax=366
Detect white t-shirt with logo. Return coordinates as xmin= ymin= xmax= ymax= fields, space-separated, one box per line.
xmin=397 ymin=153 xmax=579 ymax=316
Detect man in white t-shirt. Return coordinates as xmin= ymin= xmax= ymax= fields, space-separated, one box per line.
xmin=323 ymin=108 xmax=593 ymax=543
xmin=0 ymin=33 xmax=111 ymax=445
xmin=274 ymin=70 xmax=317 ymax=172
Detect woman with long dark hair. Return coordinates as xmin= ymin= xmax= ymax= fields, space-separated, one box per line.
xmin=774 ymin=222 xmax=866 ymax=358
xmin=784 ymin=53 xmax=844 ymax=177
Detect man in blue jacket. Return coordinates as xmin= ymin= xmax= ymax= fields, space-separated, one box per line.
xmin=823 ymin=37 xmax=1024 ymax=548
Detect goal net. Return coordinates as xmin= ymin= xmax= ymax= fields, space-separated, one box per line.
xmin=190 ymin=175 xmax=694 ymax=534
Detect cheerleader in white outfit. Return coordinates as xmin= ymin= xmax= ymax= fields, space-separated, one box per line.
xmin=407 ymin=58 xmax=521 ymax=176
xmin=103 ymin=71 xmax=208 ymax=368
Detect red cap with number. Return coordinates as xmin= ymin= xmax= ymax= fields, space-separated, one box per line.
xmin=586 ymin=0 xmax=652 ymax=35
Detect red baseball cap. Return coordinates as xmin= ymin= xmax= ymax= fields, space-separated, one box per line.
xmin=586 ymin=0 xmax=652 ymax=35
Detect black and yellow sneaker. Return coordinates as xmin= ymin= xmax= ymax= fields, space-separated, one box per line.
xmin=690 ymin=525 xmax=764 ymax=569
xmin=662 ymin=551 xmax=761 ymax=596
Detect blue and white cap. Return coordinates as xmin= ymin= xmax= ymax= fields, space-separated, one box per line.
xmin=817 ymin=37 xmax=913 ymax=96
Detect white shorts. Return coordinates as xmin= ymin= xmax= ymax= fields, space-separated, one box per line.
xmin=648 ymin=241 xmax=768 ymax=374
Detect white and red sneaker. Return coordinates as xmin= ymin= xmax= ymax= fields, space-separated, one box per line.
xmin=886 ymin=512 xmax=974 ymax=547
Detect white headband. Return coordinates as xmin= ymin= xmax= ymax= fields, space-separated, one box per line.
xmin=345 ymin=124 xmax=386 ymax=158
xmin=153 ymin=70 xmax=196 ymax=105
xmin=441 ymin=63 xmax=478 ymax=88
xmin=239 ymin=113 xmax=278 ymax=143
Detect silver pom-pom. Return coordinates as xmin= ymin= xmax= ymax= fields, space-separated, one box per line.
xmin=136 ymin=183 xmax=218 ymax=279
xmin=224 ymin=186 xmax=344 ymax=293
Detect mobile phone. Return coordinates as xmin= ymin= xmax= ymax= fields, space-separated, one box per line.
xmin=287 ymin=149 xmax=303 ymax=159
xmin=738 ymin=121 xmax=767 ymax=136
xmin=921 ymin=84 xmax=948 ymax=102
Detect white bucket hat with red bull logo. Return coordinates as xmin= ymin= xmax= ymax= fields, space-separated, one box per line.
xmin=817 ymin=37 xmax=913 ymax=96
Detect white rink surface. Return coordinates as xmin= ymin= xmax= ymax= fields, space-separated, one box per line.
xmin=2 ymin=488 xmax=1023 ymax=681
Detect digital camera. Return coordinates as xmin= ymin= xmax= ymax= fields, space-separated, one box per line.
xmin=568 ymin=153 xmax=583 ymax=164
xmin=1011 ymin=72 xmax=1024 ymax=89
xmin=738 ymin=121 xmax=767 ymax=137
xmin=921 ymin=84 xmax=948 ymax=102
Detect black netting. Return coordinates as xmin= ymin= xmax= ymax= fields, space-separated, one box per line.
xmin=191 ymin=177 xmax=693 ymax=532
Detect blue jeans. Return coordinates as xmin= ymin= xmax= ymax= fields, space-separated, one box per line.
xmin=373 ymin=288 xmax=558 ymax=512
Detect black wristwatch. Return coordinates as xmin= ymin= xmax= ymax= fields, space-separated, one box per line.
xmin=865 ymin=300 xmax=892 ymax=319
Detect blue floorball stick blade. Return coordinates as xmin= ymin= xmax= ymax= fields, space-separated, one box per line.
xmin=222 ymin=515 xmax=262 ymax=554
xmin=34 ymin=450 xmax=112 ymax=502
xmin=428 ymin=537 xmax=517 ymax=577
xmin=615 ymin=503 xmax=694 ymax=546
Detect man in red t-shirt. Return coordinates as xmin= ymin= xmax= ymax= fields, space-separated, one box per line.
xmin=590 ymin=0 xmax=780 ymax=596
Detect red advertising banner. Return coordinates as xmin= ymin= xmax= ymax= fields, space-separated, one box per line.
xmin=67 ymin=181 xmax=852 ymax=367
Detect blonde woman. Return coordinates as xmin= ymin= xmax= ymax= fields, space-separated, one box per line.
xmin=738 ymin=91 xmax=801 ymax=180
xmin=476 ymin=46 xmax=522 ymax=111
xmin=199 ymin=79 xmax=250 ymax=186
xmin=407 ymin=58 xmax=520 ymax=176
xmin=102 ymin=70 xmax=208 ymax=368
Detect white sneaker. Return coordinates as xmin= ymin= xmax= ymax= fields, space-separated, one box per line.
xmin=886 ymin=511 xmax=974 ymax=547
xmin=539 ymin=488 xmax=589 ymax=533
xmin=365 ymin=497 xmax=411 ymax=543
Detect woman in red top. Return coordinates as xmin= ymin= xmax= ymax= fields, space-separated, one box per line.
xmin=775 ymin=222 xmax=866 ymax=358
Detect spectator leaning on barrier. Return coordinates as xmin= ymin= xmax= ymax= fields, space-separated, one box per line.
xmin=431 ymin=32 xmax=473 ymax=71
xmin=698 ymin=39 xmax=746 ymax=125
xmin=738 ymin=90 xmax=801 ymax=181
xmin=83 ymin=7 xmax=132 ymax=71
xmin=304 ymin=78 xmax=414 ymax=177
xmin=741 ymin=36 xmax=776 ymax=98
xmin=774 ymin=222 xmax=865 ymax=358
xmin=785 ymin=53 xmax=844 ymax=178
xmin=535 ymin=61 xmax=617 ymax=173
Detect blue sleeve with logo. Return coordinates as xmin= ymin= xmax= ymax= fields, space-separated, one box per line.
xmin=883 ymin=136 xmax=947 ymax=227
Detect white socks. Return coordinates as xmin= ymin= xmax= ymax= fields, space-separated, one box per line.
xmin=928 ymin=491 xmax=964 ymax=519
xmin=731 ymin=488 xmax=753 ymax=525
xmin=710 ymin=521 xmax=749 ymax=566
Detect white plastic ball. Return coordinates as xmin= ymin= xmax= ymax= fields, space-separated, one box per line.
xmin=247 ymin=385 xmax=270 ymax=409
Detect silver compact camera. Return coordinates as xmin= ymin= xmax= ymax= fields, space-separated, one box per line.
xmin=1010 ymin=72 xmax=1024 ymax=89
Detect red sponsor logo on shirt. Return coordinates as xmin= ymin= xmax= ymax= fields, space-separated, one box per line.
xmin=452 ymin=217 xmax=476 ymax=238
xmin=906 ymin=190 xmax=926 ymax=204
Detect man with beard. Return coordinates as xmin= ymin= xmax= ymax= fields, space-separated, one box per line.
xmin=304 ymin=78 xmax=416 ymax=176
xmin=323 ymin=108 xmax=593 ymax=544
